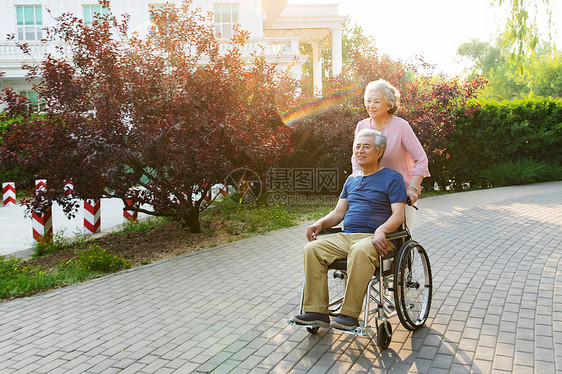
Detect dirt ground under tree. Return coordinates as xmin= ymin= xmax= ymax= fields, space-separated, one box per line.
xmin=25 ymin=217 xmax=251 ymax=271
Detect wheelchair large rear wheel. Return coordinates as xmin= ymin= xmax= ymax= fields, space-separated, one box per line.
xmin=394 ymin=241 xmax=432 ymax=331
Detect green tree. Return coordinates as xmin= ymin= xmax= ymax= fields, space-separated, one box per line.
xmin=530 ymin=49 xmax=562 ymax=97
xmin=457 ymin=39 xmax=502 ymax=75
xmin=458 ymin=38 xmax=561 ymax=100
xmin=494 ymin=0 xmax=555 ymax=69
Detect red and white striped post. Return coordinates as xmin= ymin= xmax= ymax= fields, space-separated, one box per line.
xmin=64 ymin=179 xmax=74 ymax=197
xmin=32 ymin=179 xmax=53 ymax=243
xmin=218 ymin=184 xmax=228 ymax=197
xmin=123 ymin=199 xmax=138 ymax=222
xmin=2 ymin=182 xmax=16 ymax=206
xmin=84 ymin=199 xmax=101 ymax=234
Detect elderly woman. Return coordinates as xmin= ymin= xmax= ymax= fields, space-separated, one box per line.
xmin=351 ymin=79 xmax=430 ymax=228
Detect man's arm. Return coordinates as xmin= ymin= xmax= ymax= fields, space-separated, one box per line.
xmin=306 ymin=198 xmax=348 ymax=242
xmin=372 ymin=202 xmax=406 ymax=255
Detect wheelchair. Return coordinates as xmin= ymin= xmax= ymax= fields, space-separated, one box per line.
xmin=288 ymin=219 xmax=432 ymax=350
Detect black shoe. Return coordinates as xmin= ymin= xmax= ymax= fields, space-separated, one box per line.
xmin=331 ymin=314 xmax=359 ymax=330
xmin=292 ymin=312 xmax=330 ymax=328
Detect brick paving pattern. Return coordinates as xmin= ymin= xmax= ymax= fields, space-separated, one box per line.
xmin=1 ymin=181 xmax=561 ymax=373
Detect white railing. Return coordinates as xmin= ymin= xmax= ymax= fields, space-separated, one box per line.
xmin=0 ymin=37 xmax=301 ymax=62
xmin=217 ymin=37 xmax=300 ymax=56
xmin=0 ymin=41 xmax=74 ymax=61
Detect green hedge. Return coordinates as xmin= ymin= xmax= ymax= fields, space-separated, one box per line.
xmin=426 ymin=97 xmax=562 ymax=190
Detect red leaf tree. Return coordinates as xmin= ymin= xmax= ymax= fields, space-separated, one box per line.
xmin=0 ymin=0 xmax=298 ymax=232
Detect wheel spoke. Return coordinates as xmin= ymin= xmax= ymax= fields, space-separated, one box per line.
xmin=328 ymin=269 xmax=346 ymax=315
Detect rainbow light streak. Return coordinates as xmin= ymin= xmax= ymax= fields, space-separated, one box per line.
xmin=280 ymin=83 xmax=361 ymax=127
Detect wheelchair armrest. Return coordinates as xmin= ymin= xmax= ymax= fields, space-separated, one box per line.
xmin=320 ymin=227 xmax=408 ymax=240
xmin=385 ymin=230 xmax=409 ymax=240
xmin=319 ymin=227 xmax=343 ymax=235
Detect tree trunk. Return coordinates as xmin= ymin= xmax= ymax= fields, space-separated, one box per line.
xmin=183 ymin=208 xmax=201 ymax=233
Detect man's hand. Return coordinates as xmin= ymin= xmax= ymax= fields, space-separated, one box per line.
xmin=306 ymin=222 xmax=323 ymax=242
xmin=305 ymin=199 xmax=347 ymax=242
xmin=372 ymin=229 xmax=388 ymax=255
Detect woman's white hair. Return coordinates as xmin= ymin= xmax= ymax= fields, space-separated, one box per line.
xmin=364 ymin=79 xmax=401 ymax=114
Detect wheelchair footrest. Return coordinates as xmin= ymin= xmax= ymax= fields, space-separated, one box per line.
xmin=332 ymin=326 xmax=369 ymax=336
xmin=287 ymin=318 xmax=321 ymax=329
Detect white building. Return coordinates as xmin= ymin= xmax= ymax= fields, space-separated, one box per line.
xmin=0 ymin=0 xmax=345 ymax=108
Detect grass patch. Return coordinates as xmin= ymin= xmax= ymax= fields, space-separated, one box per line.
xmin=71 ymin=244 xmax=132 ymax=272
xmin=32 ymin=229 xmax=88 ymax=258
xmin=205 ymin=194 xmax=333 ymax=234
xmin=119 ymin=217 xmax=170 ymax=234
xmin=1 ymin=245 xmax=131 ymax=301
xmin=32 ymin=217 xmax=170 ymax=259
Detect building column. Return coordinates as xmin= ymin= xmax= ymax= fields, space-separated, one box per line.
xmin=331 ymin=28 xmax=343 ymax=76
xmin=312 ymin=42 xmax=322 ymax=95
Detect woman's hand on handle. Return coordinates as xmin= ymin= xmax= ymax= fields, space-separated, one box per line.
xmin=407 ymin=175 xmax=424 ymax=206
xmin=407 ymin=189 xmax=418 ymax=205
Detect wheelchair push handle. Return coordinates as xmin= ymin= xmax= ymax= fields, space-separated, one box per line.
xmin=407 ymin=197 xmax=418 ymax=210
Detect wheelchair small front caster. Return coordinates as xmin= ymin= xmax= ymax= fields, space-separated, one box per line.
xmin=306 ymin=326 xmax=320 ymax=334
xmin=377 ymin=321 xmax=392 ymax=350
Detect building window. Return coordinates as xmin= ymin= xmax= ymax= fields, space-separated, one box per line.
xmin=20 ymin=91 xmax=45 ymax=112
xmin=149 ymin=4 xmax=174 ymax=22
xmin=16 ymin=5 xmax=42 ymax=40
xmin=83 ymin=5 xmax=109 ymax=24
xmin=214 ymin=4 xmax=239 ymax=38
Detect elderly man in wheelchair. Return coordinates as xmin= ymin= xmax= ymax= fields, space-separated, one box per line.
xmin=289 ymin=129 xmax=432 ymax=349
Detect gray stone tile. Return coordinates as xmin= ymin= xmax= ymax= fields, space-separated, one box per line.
xmin=1 ymin=182 xmax=562 ymax=373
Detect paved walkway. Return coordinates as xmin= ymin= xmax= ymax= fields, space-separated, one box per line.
xmin=1 ymin=181 xmax=561 ymax=373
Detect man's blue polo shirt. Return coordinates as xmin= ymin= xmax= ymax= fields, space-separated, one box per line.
xmin=339 ymin=168 xmax=407 ymax=234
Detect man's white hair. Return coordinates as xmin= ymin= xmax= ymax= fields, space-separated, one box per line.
xmin=356 ymin=129 xmax=387 ymax=162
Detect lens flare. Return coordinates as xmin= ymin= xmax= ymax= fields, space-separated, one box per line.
xmin=280 ymin=82 xmax=361 ymax=127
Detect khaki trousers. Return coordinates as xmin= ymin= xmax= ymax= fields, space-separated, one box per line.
xmin=302 ymin=232 xmax=395 ymax=318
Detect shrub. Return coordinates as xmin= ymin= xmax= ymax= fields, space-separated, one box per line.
xmin=480 ymin=159 xmax=562 ymax=187
xmin=283 ymin=51 xmax=485 ymax=192
xmin=0 ymin=1 xmax=298 ymax=233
